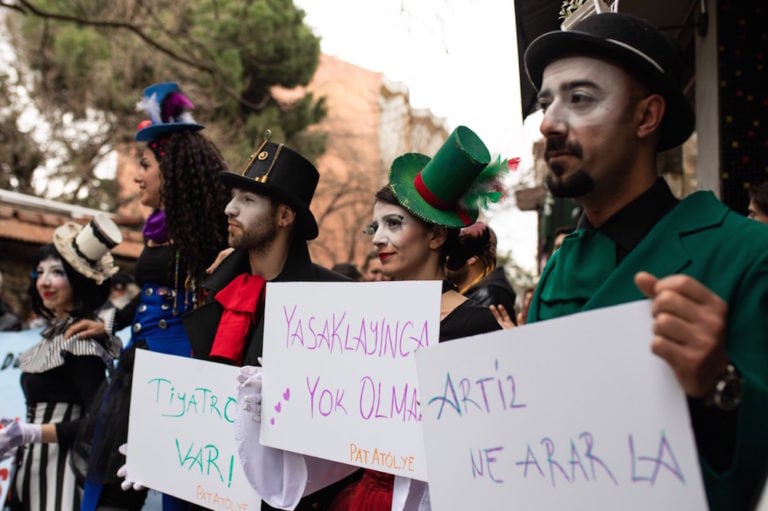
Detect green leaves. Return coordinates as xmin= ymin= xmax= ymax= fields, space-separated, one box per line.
xmin=5 ymin=0 xmax=326 ymax=207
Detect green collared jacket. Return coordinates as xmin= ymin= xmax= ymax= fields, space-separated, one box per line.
xmin=529 ymin=191 xmax=768 ymax=511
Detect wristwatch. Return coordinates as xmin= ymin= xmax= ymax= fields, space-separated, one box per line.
xmin=705 ymin=363 xmax=743 ymax=411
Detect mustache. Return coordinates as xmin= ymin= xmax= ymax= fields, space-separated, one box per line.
xmin=545 ymin=138 xmax=583 ymax=159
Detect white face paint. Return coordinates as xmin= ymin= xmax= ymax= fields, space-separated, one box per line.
xmin=224 ymin=188 xmax=278 ymax=250
xmin=135 ymin=148 xmax=163 ymax=209
xmin=537 ymin=56 xmax=641 ymax=199
xmin=367 ymin=201 xmax=434 ymax=281
xmin=36 ymin=257 xmax=73 ymax=318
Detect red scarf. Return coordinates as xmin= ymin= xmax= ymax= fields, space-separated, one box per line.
xmin=210 ymin=273 xmax=266 ymax=364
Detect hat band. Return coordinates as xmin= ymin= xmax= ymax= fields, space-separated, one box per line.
xmin=605 ymin=38 xmax=664 ymax=74
xmin=414 ymin=172 xmax=454 ymax=211
xmin=414 ymin=172 xmax=474 ymax=226
xmin=90 ymin=220 xmax=120 ymax=250
xmin=455 ymin=208 xmax=473 ymax=226
xmin=71 ymin=239 xmax=100 ymax=268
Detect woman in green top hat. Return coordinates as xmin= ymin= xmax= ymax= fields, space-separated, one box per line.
xmin=234 ymin=125 xmax=515 ymax=511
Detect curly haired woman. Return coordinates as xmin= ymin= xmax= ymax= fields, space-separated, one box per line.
xmin=67 ymin=82 xmax=230 ymax=511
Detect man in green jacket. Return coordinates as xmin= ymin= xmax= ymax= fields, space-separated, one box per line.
xmin=524 ymin=12 xmax=768 ymax=511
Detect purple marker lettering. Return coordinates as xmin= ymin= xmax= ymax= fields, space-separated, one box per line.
xmin=319 ymin=388 xmax=334 ymax=416
xmin=630 ymin=431 xmax=685 ymax=485
xmin=306 ymin=376 xmax=321 ymax=418
xmin=569 ymin=439 xmax=589 ymax=482
xmin=581 ymin=432 xmax=617 ymax=485
xmin=381 ymin=320 xmax=397 ymax=359
xmin=541 ymin=437 xmax=570 ymax=486
xmin=412 ymin=321 xmax=429 ymax=351
xmin=459 ymin=377 xmax=482 ymax=414
xmin=291 ymin=318 xmax=305 ymax=347
xmin=331 ymin=312 xmax=347 ymax=353
xmin=306 ymin=316 xmax=317 ymax=350
xmin=475 ymin=376 xmax=494 ymax=413
xmin=426 ymin=372 xmax=462 ymax=419
xmin=515 ymin=444 xmax=544 ymax=479
xmin=283 ymin=305 xmax=297 ymax=347
xmin=359 ymin=376 xmax=375 ymax=419
xmin=399 ymin=321 xmax=413 ymax=358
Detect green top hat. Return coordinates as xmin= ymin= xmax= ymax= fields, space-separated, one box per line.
xmin=389 ymin=126 xmax=511 ymax=228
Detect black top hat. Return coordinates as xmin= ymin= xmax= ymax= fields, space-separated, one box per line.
xmin=220 ymin=133 xmax=319 ymax=240
xmin=524 ymin=12 xmax=694 ymax=151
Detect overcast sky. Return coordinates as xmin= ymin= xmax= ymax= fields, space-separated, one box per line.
xmin=295 ymin=0 xmax=540 ymax=272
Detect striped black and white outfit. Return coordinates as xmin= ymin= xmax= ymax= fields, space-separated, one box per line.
xmin=11 ymin=316 xmax=120 ymax=511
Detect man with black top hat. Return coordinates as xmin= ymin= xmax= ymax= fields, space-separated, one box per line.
xmin=181 ymin=131 xmax=359 ymax=510
xmin=524 ymin=12 xmax=768 ymax=511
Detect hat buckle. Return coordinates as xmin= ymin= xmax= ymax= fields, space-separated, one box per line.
xmin=240 ymin=130 xmax=280 ymax=184
xmin=561 ymin=0 xmax=613 ymax=31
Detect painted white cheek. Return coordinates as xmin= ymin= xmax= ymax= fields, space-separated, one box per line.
xmin=372 ymin=226 xmax=390 ymax=245
xmin=224 ymin=199 xmax=237 ymax=216
xmin=545 ymin=102 xmax=567 ymax=127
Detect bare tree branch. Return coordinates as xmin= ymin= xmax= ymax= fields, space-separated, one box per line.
xmin=0 ymin=1 xmax=25 ymax=14
xmin=4 ymin=0 xmax=272 ymax=112
xmin=14 ymin=0 xmax=216 ymax=73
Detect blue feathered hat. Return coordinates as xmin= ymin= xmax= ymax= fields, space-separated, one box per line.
xmin=135 ymin=82 xmax=204 ymax=142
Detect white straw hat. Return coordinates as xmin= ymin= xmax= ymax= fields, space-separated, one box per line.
xmin=53 ymin=214 xmax=123 ymax=285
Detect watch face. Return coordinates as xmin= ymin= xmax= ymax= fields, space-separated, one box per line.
xmin=714 ymin=370 xmax=743 ymax=411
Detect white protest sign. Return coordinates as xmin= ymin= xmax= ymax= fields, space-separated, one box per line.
xmin=0 ymin=329 xmax=42 ymax=503
xmin=415 ymin=300 xmax=708 ymax=511
xmin=259 ymin=281 xmax=441 ymax=480
xmin=128 ymin=349 xmax=262 ymax=510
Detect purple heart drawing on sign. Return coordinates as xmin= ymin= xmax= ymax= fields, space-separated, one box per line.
xmin=275 ymin=402 xmax=282 ymax=413
xmin=283 ymin=388 xmax=291 ymax=401
xmin=270 ymin=417 xmax=275 ymax=425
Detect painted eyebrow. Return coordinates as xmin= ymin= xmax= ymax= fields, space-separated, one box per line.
xmin=537 ymin=80 xmax=601 ymax=100
xmin=39 ymin=264 xmax=65 ymax=271
xmin=233 ymin=190 xmax=258 ymax=199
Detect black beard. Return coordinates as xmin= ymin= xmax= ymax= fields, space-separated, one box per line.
xmin=229 ymin=219 xmax=279 ymax=253
xmin=543 ymin=137 xmax=594 ymax=198
xmin=546 ymin=167 xmax=595 ymax=198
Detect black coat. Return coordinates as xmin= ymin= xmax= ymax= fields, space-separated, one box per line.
xmin=463 ymin=267 xmax=517 ymax=323
xmin=182 ymin=239 xmax=359 ymax=511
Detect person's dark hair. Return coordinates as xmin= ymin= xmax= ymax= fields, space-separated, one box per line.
xmin=458 ymin=222 xmax=497 ymax=274
xmin=749 ymin=181 xmax=768 ymax=216
xmin=111 ymin=270 xmax=135 ymax=287
xmin=374 ymin=185 xmax=468 ymax=271
xmin=28 ymin=244 xmax=111 ymax=320
xmin=332 ymin=263 xmax=363 ymax=281
xmin=155 ymin=130 xmax=231 ymax=282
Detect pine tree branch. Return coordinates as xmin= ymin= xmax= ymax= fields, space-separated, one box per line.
xmin=13 ymin=0 xmax=216 ymax=74
xmin=4 ymin=0 xmax=276 ymax=113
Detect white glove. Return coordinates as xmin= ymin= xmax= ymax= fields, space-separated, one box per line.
xmin=237 ymin=365 xmax=262 ymax=423
xmin=0 ymin=420 xmax=42 ymax=458
xmin=116 ymin=443 xmax=146 ymax=491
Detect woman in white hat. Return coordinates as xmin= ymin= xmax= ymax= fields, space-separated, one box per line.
xmin=0 ymin=215 xmax=123 ymax=511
